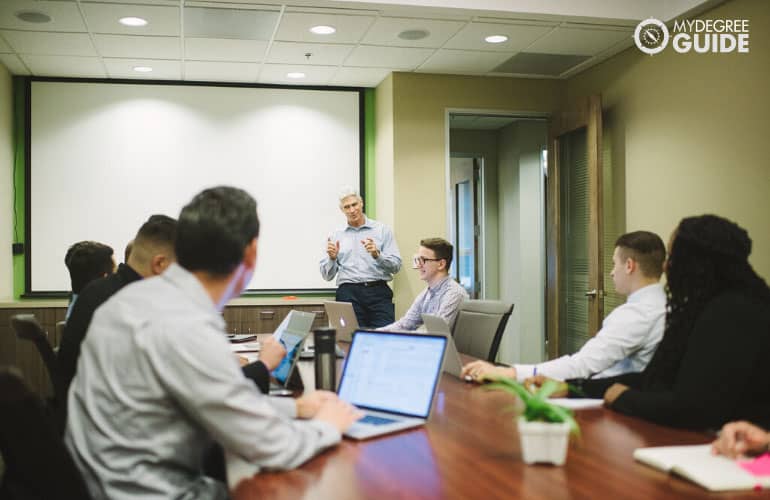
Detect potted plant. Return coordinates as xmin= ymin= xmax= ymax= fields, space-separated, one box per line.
xmin=486 ymin=377 xmax=580 ymax=466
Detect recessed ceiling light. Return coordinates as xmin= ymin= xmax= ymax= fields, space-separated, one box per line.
xmin=119 ymin=16 xmax=148 ymax=27
xmin=15 ymin=10 xmax=52 ymax=24
xmin=133 ymin=66 xmax=153 ymax=73
xmin=287 ymin=72 xmax=306 ymax=79
xmin=310 ymin=25 xmax=335 ymax=35
xmin=398 ymin=29 xmax=430 ymax=41
xmin=485 ymin=35 xmax=508 ymax=44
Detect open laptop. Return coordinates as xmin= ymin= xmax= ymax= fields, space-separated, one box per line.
xmin=421 ymin=314 xmax=463 ymax=378
xmin=269 ymin=310 xmax=316 ymax=396
xmin=324 ymin=301 xmax=359 ymax=342
xmin=338 ymin=330 xmax=447 ymax=440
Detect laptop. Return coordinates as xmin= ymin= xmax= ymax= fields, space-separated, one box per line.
xmin=421 ymin=314 xmax=463 ymax=378
xmin=324 ymin=301 xmax=359 ymax=342
xmin=269 ymin=310 xmax=316 ymax=396
xmin=338 ymin=330 xmax=447 ymax=440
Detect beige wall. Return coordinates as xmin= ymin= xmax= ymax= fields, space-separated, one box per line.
xmin=567 ymin=0 xmax=770 ymax=280
xmin=384 ymin=73 xmax=563 ymax=316
xmin=0 ymin=67 xmax=12 ymax=300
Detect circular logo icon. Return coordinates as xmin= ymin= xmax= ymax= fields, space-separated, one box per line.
xmin=634 ymin=18 xmax=669 ymax=55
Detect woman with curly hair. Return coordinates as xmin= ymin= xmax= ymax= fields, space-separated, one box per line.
xmin=539 ymin=214 xmax=770 ymax=430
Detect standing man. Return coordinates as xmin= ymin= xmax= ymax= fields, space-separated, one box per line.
xmin=320 ymin=188 xmax=402 ymax=328
xmin=381 ymin=238 xmax=468 ymax=331
xmin=463 ymin=231 xmax=667 ymax=382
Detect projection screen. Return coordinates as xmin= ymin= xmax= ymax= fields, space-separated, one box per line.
xmin=28 ymin=80 xmax=362 ymax=294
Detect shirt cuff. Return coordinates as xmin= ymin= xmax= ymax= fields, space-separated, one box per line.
xmin=514 ymin=364 xmax=536 ymax=381
xmin=269 ymin=396 xmax=298 ymax=418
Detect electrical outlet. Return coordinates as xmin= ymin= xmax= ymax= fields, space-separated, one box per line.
xmin=12 ymin=243 xmax=24 ymax=255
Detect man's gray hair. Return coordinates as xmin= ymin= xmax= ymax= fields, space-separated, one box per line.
xmin=338 ymin=186 xmax=362 ymax=205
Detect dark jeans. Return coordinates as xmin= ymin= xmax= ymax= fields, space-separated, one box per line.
xmin=336 ymin=282 xmax=395 ymax=329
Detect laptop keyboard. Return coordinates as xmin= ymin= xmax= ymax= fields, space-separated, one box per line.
xmin=359 ymin=415 xmax=397 ymax=426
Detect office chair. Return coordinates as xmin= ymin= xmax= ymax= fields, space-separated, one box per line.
xmin=452 ymin=300 xmax=514 ymax=362
xmin=10 ymin=314 xmax=65 ymax=434
xmin=55 ymin=320 xmax=66 ymax=353
xmin=0 ymin=366 xmax=92 ymax=500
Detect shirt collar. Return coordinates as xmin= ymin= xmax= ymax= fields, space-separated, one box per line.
xmin=346 ymin=216 xmax=373 ymax=231
xmin=627 ymin=282 xmax=664 ymax=303
xmin=427 ymin=275 xmax=451 ymax=294
xmin=162 ymin=263 xmax=225 ymax=328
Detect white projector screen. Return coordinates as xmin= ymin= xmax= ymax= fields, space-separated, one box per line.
xmin=28 ymin=80 xmax=362 ymax=294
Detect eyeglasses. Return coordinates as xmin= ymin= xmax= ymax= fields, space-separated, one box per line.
xmin=412 ymin=255 xmax=442 ymax=267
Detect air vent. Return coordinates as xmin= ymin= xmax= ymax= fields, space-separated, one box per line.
xmin=184 ymin=7 xmax=279 ymax=40
xmin=16 ymin=10 xmax=52 ymax=24
xmin=398 ymin=29 xmax=430 ymax=41
xmin=493 ymin=52 xmax=590 ymax=77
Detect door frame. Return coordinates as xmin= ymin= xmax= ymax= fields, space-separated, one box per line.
xmin=545 ymin=95 xmax=604 ymax=359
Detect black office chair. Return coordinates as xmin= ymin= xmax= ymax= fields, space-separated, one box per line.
xmin=0 ymin=366 xmax=92 ymax=500
xmin=10 ymin=314 xmax=65 ymax=434
xmin=452 ymin=300 xmax=514 ymax=362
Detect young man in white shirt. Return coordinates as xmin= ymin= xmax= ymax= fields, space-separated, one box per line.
xmin=463 ymin=231 xmax=667 ymax=382
xmin=381 ymin=238 xmax=468 ymax=331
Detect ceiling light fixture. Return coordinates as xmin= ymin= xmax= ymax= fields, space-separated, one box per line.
xmin=485 ymin=35 xmax=508 ymax=44
xmin=119 ymin=16 xmax=148 ymax=27
xmin=310 ymin=25 xmax=335 ymax=35
xmin=133 ymin=66 xmax=153 ymax=73
xmin=15 ymin=10 xmax=52 ymax=24
xmin=287 ymin=72 xmax=306 ymax=79
xmin=398 ymin=29 xmax=430 ymax=41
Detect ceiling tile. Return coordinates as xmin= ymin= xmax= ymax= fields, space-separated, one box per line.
xmin=21 ymin=54 xmax=106 ymax=77
xmin=104 ymin=58 xmax=180 ymax=79
xmin=0 ymin=0 xmax=86 ymax=32
xmin=361 ymin=17 xmax=464 ymax=48
xmin=81 ymin=3 xmax=180 ymax=36
xmin=184 ymin=60 xmax=259 ymax=82
xmin=94 ymin=34 xmax=180 ymax=58
xmin=185 ymin=38 xmax=267 ymax=62
xmin=258 ymin=63 xmax=336 ymax=85
xmin=2 ymin=31 xmax=96 ymax=56
xmin=275 ymin=12 xmax=375 ymax=44
xmin=526 ymin=26 xmax=632 ymax=56
xmin=0 ymin=36 xmax=12 ymax=53
xmin=0 ymin=54 xmax=29 ymax=74
xmin=330 ymin=67 xmax=392 ymax=87
xmin=345 ymin=45 xmax=433 ymax=70
xmin=266 ymin=41 xmax=353 ymax=66
xmin=184 ymin=7 xmax=278 ymax=40
xmin=444 ymin=22 xmax=554 ymax=52
xmin=418 ymin=49 xmax=510 ymax=73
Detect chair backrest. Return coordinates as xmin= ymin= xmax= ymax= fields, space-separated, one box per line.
xmin=0 ymin=366 xmax=92 ymax=500
xmin=10 ymin=315 xmax=64 ymax=412
xmin=55 ymin=321 xmax=66 ymax=352
xmin=451 ymin=300 xmax=514 ymax=362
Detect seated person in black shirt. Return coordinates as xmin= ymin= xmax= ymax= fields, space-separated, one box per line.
xmin=59 ymin=215 xmax=286 ymax=399
xmin=64 ymin=240 xmax=115 ymax=320
xmin=527 ymin=215 xmax=770 ymax=431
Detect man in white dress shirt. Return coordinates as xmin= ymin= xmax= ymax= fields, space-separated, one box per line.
xmin=66 ymin=187 xmax=361 ymax=500
xmin=463 ymin=231 xmax=667 ymax=382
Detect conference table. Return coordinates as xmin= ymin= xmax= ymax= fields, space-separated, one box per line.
xmin=231 ymin=351 xmax=760 ymax=499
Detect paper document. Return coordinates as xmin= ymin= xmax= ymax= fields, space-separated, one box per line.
xmin=551 ymin=398 xmax=603 ymax=410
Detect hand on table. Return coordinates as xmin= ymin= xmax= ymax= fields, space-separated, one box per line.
xmin=712 ymin=421 xmax=770 ymax=459
xmin=461 ymin=360 xmax=516 ymax=383
xmin=603 ymin=383 xmax=629 ymax=406
xmin=521 ymin=375 xmax=568 ymax=397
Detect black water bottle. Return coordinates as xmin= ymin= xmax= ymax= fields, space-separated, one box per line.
xmin=314 ymin=328 xmax=337 ymax=391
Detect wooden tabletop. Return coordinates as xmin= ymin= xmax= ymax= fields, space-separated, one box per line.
xmin=232 ymin=368 xmax=761 ymax=499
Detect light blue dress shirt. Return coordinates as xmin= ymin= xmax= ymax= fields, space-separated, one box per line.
xmin=319 ymin=216 xmax=402 ymax=284
xmin=382 ymin=276 xmax=469 ymax=331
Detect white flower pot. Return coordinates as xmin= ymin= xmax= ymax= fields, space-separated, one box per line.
xmin=517 ymin=417 xmax=571 ymax=465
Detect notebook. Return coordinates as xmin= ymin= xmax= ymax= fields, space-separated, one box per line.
xmin=420 ymin=314 xmax=463 ymax=378
xmin=324 ymin=301 xmax=359 ymax=342
xmin=338 ymin=330 xmax=447 ymax=440
xmin=634 ymin=444 xmax=770 ymax=491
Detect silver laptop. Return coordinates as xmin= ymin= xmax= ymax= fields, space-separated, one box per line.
xmin=338 ymin=330 xmax=447 ymax=440
xmin=324 ymin=301 xmax=359 ymax=342
xmin=421 ymin=314 xmax=463 ymax=378
xmin=269 ymin=310 xmax=315 ymax=396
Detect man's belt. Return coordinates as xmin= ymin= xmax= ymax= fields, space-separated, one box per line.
xmin=340 ymin=280 xmax=387 ymax=287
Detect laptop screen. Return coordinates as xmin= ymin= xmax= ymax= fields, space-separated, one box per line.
xmin=338 ymin=331 xmax=447 ymax=419
xmin=272 ymin=331 xmax=304 ymax=384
